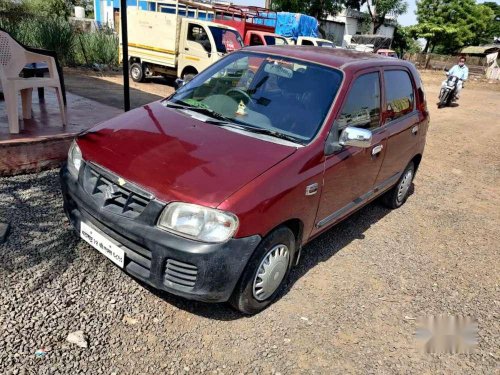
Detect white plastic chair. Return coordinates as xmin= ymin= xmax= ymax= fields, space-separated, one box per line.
xmin=0 ymin=30 xmax=67 ymax=134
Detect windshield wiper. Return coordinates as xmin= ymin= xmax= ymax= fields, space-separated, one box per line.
xmin=164 ymin=101 xmax=232 ymax=123
xmin=231 ymin=124 xmax=303 ymax=144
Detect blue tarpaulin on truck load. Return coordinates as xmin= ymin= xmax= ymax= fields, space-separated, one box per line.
xmin=275 ymin=12 xmax=319 ymax=39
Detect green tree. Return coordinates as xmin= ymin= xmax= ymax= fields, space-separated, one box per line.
xmin=413 ymin=0 xmax=495 ymax=53
xmin=483 ymin=1 xmax=500 ymax=40
xmin=362 ymin=0 xmax=408 ymax=33
xmin=392 ymin=24 xmax=421 ymax=56
xmin=271 ymin=0 xmax=362 ymax=20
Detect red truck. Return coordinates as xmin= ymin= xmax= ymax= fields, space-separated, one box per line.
xmin=61 ymin=47 xmax=429 ymax=314
xmin=213 ymin=5 xmax=288 ymax=46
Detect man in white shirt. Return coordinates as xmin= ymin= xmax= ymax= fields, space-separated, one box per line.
xmin=440 ymin=56 xmax=469 ymax=100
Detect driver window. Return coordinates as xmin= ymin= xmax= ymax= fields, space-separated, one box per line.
xmin=250 ymin=34 xmax=264 ymax=46
xmin=338 ymin=72 xmax=380 ymax=131
xmin=187 ymin=24 xmax=211 ymax=53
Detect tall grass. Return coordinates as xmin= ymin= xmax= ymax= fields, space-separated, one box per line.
xmin=75 ymin=29 xmax=118 ymax=66
xmin=1 ymin=11 xmax=118 ymax=68
xmin=35 ymin=18 xmax=76 ymax=65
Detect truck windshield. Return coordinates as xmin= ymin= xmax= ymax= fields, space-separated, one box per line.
xmin=264 ymin=35 xmax=288 ymax=45
xmin=168 ymin=51 xmax=343 ymax=144
xmin=318 ymin=41 xmax=335 ymax=48
xmin=208 ymin=27 xmax=244 ymax=53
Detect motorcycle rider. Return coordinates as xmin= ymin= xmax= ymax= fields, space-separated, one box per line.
xmin=440 ymin=56 xmax=468 ymax=100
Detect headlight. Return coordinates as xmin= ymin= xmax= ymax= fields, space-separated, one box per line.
xmin=157 ymin=202 xmax=239 ymax=243
xmin=67 ymin=140 xmax=83 ymax=178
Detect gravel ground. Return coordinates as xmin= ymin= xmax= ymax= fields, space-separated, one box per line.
xmin=0 ymin=74 xmax=499 ymax=374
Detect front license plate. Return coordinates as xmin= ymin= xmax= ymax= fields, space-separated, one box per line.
xmin=80 ymin=221 xmax=125 ymax=268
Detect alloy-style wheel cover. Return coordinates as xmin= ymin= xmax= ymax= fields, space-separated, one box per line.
xmin=252 ymin=244 xmax=290 ymax=301
xmin=397 ymin=168 xmax=413 ymax=203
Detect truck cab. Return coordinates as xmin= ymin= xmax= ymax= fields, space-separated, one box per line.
xmin=296 ymin=37 xmax=335 ymax=48
xmin=245 ymin=31 xmax=288 ymax=46
xmin=122 ymin=2 xmax=243 ymax=82
xmin=213 ymin=6 xmax=283 ymax=47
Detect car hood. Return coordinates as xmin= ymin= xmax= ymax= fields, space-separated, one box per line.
xmin=77 ymin=101 xmax=297 ymax=207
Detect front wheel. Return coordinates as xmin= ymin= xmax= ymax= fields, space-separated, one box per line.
xmin=229 ymin=226 xmax=296 ymax=315
xmin=382 ymin=162 xmax=415 ymax=209
xmin=130 ymin=62 xmax=145 ymax=83
xmin=438 ymin=89 xmax=449 ymax=108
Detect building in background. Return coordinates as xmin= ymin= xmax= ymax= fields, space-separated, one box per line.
xmin=322 ymin=8 xmax=396 ymax=47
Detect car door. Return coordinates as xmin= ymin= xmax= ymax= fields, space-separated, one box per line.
xmin=374 ymin=68 xmax=420 ymax=188
xmin=179 ymin=22 xmax=213 ymax=73
xmin=313 ymin=70 xmax=388 ymax=233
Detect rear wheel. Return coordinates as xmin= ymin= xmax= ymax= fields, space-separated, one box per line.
xmin=130 ymin=62 xmax=145 ymax=83
xmin=382 ymin=162 xmax=415 ymax=209
xmin=229 ymin=226 xmax=295 ymax=315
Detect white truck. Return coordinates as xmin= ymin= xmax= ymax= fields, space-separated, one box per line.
xmin=121 ymin=1 xmax=244 ymax=82
xmin=296 ymin=37 xmax=335 ymax=48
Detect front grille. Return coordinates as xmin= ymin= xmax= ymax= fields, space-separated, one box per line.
xmin=164 ymin=259 xmax=198 ymax=288
xmin=82 ymin=164 xmax=152 ymax=219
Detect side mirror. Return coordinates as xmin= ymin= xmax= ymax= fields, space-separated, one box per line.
xmin=339 ymin=126 xmax=372 ymax=148
xmin=174 ymin=78 xmax=185 ymax=90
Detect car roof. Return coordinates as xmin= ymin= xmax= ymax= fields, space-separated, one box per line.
xmin=243 ymin=45 xmax=413 ymax=71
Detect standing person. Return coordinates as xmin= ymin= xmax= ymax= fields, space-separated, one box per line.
xmin=440 ymin=56 xmax=469 ymax=100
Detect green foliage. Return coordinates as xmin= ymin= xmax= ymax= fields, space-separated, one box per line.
xmin=74 ymin=29 xmax=119 ymax=66
xmin=35 ymin=18 xmax=76 ymax=65
xmin=271 ymin=0 xmax=348 ymax=20
xmin=413 ymin=0 xmax=496 ymax=54
xmin=482 ymin=1 xmax=500 ymax=39
xmin=362 ymin=0 xmax=408 ymax=32
xmin=392 ymin=25 xmax=421 ymax=56
xmin=1 ymin=1 xmax=117 ymax=67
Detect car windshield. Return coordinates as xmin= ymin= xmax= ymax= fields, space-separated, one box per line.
xmin=167 ymin=52 xmax=343 ymax=143
xmin=208 ymin=27 xmax=244 ymax=53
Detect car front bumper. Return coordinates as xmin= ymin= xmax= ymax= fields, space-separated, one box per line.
xmin=60 ymin=162 xmax=261 ymax=303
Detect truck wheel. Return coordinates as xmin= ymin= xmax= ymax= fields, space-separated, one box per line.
xmin=229 ymin=226 xmax=295 ymax=315
xmin=182 ymin=72 xmax=197 ymax=82
xmin=130 ymin=62 xmax=145 ymax=83
xmin=382 ymin=161 xmax=415 ymax=209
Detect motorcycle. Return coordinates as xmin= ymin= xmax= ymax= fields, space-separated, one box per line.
xmin=438 ymin=72 xmax=461 ymax=108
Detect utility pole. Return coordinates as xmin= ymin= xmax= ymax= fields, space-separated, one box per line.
xmin=120 ymin=0 xmax=130 ymax=112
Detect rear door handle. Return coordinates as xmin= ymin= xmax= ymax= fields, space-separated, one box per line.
xmin=411 ymin=125 xmax=419 ymax=135
xmin=372 ymin=144 xmax=383 ymax=156
xmin=185 ymin=47 xmax=189 ymax=51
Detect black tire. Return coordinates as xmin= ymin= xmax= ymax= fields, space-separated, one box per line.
xmin=130 ymin=62 xmax=145 ymax=83
xmin=382 ymin=161 xmax=415 ymax=209
xmin=229 ymin=226 xmax=296 ymax=315
xmin=438 ymin=90 xmax=448 ymax=108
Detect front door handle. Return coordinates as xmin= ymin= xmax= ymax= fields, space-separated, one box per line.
xmin=185 ymin=47 xmax=189 ymax=51
xmin=411 ymin=125 xmax=419 ymax=135
xmin=372 ymin=144 xmax=383 ymax=156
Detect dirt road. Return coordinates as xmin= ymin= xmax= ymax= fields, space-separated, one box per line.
xmin=0 ymin=70 xmax=499 ymax=374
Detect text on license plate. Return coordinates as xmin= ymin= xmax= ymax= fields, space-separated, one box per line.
xmin=80 ymin=221 xmax=125 ymax=268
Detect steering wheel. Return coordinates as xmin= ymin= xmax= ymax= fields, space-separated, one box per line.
xmin=225 ymin=88 xmax=252 ymax=105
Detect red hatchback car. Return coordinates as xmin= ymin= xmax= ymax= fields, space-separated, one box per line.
xmin=61 ymin=46 xmax=429 ymax=314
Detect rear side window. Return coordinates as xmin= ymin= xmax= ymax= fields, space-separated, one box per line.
xmin=338 ymin=72 xmax=380 ymax=130
xmin=384 ymin=70 xmax=415 ymax=121
xmin=301 ymin=40 xmax=314 ymax=46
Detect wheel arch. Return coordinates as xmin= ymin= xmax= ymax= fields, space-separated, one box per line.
xmin=412 ymin=154 xmax=423 ymax=174
xmin=262 ymin=218 xmax=305 ymax=266
xmin=181 ymin=66 xmax=198 ymax=78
